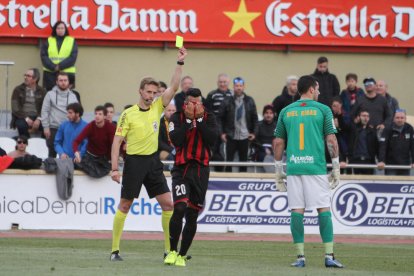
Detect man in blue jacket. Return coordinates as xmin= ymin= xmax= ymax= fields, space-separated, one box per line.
xmin=54 ymin=103 xmax=87 ymax=161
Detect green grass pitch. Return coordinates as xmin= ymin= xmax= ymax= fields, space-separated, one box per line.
xmin=0 ymin=238 xmax=413 ymax=275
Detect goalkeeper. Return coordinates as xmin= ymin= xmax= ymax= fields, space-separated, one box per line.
xmin=272 ymin=75 xmax=344 ymax=268
xmin=164 ymin=88 xmax=218 ymax=267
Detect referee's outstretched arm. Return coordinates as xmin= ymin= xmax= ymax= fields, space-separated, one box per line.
xmin=161 ymin=47 xmax=188 ymax=107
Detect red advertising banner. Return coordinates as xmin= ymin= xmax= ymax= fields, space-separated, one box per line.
xmin=0 ymin=0 xmax=413 ymax=47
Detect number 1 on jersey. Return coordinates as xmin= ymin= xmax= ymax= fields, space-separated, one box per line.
xmin=299 ymin=123 xmax=304 ymax=150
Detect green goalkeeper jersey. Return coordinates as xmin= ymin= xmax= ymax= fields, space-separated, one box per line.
xmin=274 ymin=99 xmax=337 ymax=175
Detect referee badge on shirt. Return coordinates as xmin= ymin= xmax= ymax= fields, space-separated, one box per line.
xmin=152 ymin=121 xmax=158 ymax=132
xmin=169 ymin=122 xmax=174 ymax=131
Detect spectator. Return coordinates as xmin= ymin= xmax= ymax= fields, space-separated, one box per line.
xmin=10 ymin=68 xmax=46 ymax=137
xmin=174 ymin=76 xmax=194 ymax=112
xmin=378 ymin=109 xmax=414 ymax=175
xmin=157 ymin=81 xmax=168 ymax=98
xmin=73 ymin=105 xmax=115 ymax=167
xmin=311 ymin=56 xmax=340 ymax=106
xmin=7 ymin=136 xmax=30 ymax=158
xmin=159 ymin=103 xmax=177 ymax=163
xmin=330 ymin=97 xmax=352 ymax=170
xmin=340 ymin=73 xmax=365 ymax=120
xmin=348 ymin=110 xmax=379 ymax=175
xmin=54 ymin=103 xmax=87 ymax=160
xmin=41 ymin=72 xmax=78 ymax=157
xmin=205 ymin=73 xmax=233 ymax=171
xmin=271 ymin=75 xmax=299 ymax=117
xmin=104 ymin=102 xmax=117 ymax=125
xmin=41 ymin=21 xmax=78 ymax=91
xmin=253 ymin=105 xmax=276 ymax=173
xmin=253 ymin=104 xmax=276 ymax=162
xmin=205 ymin=73 xmax=233 ymax=115
xmin=218 ymin=77 xmax=258 ymax=172
xmin=376 ymin=80 xmax=399 ymax=115
xmin=352 ymin=77 xmax=392 ymax=136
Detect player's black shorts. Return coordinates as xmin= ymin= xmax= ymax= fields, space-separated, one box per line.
xmin=121 ymin=153 xmax=170 ymax=200
xmin=171 ymin=162 xmax=210 ymax=210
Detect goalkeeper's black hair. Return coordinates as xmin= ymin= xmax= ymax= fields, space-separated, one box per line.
xmin=186 ymin=88 xmax=202 ymax=98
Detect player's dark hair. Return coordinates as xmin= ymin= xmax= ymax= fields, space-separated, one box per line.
xmin=95 ymin=105 xmax=107 ymax=116
xmin=186 ymin=88 xmax=202 ymax=99
xmin=297 ymin=75 xmax=318 ymax=95
xmin=67 ymin=102 xmax=84 ymax=117
xmin=359 ymin=109 xmax=369 ymax=116
xmin=51 ymin=21 xmax=69 ymax=37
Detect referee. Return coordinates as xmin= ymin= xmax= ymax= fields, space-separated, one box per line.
xmin=109 ymin=48 xmax=188 ymax=261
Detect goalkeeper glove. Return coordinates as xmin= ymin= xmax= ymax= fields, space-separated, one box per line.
xmin=275 ymin=160 xmax=287 ymax=192
xmin=328 ymin=157 xmax=340 ymax=190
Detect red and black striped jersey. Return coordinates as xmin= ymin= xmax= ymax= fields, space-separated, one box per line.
xmin=169 ymin=111 xmax=218 ymax=166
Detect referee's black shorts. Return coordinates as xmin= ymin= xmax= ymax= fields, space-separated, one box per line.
xmin=121 ymin=153 xmax=170 ymax=200
xmin=171 ymin=162 xmax=210 ymax=210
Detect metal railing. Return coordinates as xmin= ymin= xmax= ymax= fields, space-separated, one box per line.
xmin=160 ymin=160 xmax=412 ymax=173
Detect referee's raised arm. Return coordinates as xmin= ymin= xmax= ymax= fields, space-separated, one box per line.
xmin=162 ymin=47 xmax=188 ymax=107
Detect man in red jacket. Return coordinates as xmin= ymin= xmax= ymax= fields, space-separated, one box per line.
xmin=73 ymin=105 xmax=115 ymax=177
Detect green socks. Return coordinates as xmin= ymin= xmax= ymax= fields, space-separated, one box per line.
xmin=319 ymin=211 xmax=334 ymax=254
xmin=290 ymin=212 xmax=305 ymax=256
xmin=291 ymin=211 xmax=335 ymax=256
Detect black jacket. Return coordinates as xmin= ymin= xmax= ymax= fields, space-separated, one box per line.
xmin=271 ymin=86 xmax=300 ymax=117
xmin=158 ymin=115 xmax=174 ymax=153
xmin=205 ymin=89 xmax=232 ymax=115
xmin=379 ymin=123 xmax=414 ymax=165
xmin=218 ymin=93 xmax=258 ymax=139
xmin=327 ymin=112 xmax=352 ymax=162
xmin=384 ymin=93 xmax=399 ymax=115
xmin=311 ymin=69 xmax=340 ymax=106
xmin=255 ymin=119 xmax=276 ymax=146
xmin=348 ymin=124 xmax=379 ymax=162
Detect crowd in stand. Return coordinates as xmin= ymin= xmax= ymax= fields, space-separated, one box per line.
xmin=1 ymin=21 xmax=413 ymax=176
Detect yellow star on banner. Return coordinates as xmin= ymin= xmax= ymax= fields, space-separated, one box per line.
xmin=223 ymin=0 xmax=261 ymax=37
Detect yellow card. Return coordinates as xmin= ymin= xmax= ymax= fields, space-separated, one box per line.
xmin=175 ymin=35 xmax=184 ymax=48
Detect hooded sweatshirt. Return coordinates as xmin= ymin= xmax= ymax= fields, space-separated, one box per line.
xmin=41 ymin=86 xmax=78 ymax=129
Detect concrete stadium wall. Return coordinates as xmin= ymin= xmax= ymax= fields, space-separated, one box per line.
xmin=1 ymin=44 xmax=413 ymax=115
